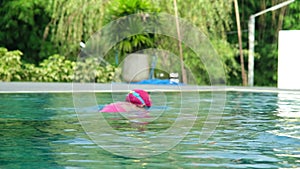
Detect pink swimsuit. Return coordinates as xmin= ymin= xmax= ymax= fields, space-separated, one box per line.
xmin=100 ymin=102 xmax=127 ymax=112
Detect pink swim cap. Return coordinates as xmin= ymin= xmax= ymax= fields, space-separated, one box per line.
xmin=125 ymin=89 xmax=152 ymax=107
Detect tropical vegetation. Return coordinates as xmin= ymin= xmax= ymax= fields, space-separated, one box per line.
xmin=0 ymin=47 xmax=116 ymax=82
xmin=0 ymin=0 xmax=299 ymax=86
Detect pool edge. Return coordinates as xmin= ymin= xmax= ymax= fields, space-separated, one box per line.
xmin=1 ymin=82 xmax=300 ymax=93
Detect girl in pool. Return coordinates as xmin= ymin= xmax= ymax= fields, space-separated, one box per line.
xmin=100 ymin=89 xmax=152 ymax=113
xmin=100 ymin=89 xmax=152 ymax=131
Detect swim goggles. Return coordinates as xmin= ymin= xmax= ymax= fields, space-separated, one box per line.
xmin=128 ymin=90 xmax=147 ymax=107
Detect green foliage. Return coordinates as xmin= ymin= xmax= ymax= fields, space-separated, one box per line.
xmin=103 ymin=0 xmax=160 ymax=60
xmin=156 ymin=0 xmax=237 ymax=85
xmin=1 ymin=0 xmax=299 ymax=85
xmin=251 ymin=0 xmax=290 ymax=86
xmin=74 ymin=57 xmax=117 ymax=83
xmin=35 ymin=55 xmax=76 ymax=82
xmin=228 ymin=0 xmax=300 ymax=86
xmin=157 ymin=0 xmax=233 ymax=39
xmin=0 ymin=48 xmax=23 ymax=81
xmin=211 ymin=39 xmax=240 ymax=85
xmin=0 ymin=0 xmax=55 ymax=64
xmin=48 ymin=0 xmax=106 ymax=60
xmin=254 ymin=44 xmax=278 ymax=86
xmin=283 ymin=1 xmax=300 ymax=29
xmin=0 ymin=0 xmax=237 ymax=85
xmin=105 ymin=0 xmax=159 ymax=21
xmin=96 ymin=65 xmax=117 ymax=83
xmin=0 ymin=48 xmax=116 ymax=83
xmin=21 ymin=63 xmax=38 ymax=81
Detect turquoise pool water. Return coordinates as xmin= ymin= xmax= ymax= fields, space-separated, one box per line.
xmin=0 ymin=91 xmax=299 ymax=168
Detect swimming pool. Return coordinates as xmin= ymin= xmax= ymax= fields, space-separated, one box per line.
xmin=0 ymin=90 xmax=299 ymax=168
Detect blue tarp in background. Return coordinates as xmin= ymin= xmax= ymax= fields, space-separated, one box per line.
xmin=131 ymin=79 xmax=182 ymax=85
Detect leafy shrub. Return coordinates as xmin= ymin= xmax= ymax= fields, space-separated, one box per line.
xmin=0 ymin=47 xmax=116 ymax=83
xmin=73 ymin=58 xmax=99 ymax=83
xmin=96 ymin=64 xmax=117 ymax=83
xmin=21 ymin=63 xmax=38 ymax=81
xmin=74 ymin=57 xmax=117 ymax=83
xmin=0 ymin=47 xmax=23 ymax=81
xmin=36 ymin=54 xmax=76 ymax=82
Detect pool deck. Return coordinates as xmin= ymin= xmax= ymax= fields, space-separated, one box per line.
xmin=1 ymin=82 xmax=300 ymax=93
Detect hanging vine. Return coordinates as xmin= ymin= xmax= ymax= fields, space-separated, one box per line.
xmin=44 ymin=0 xmax=107 ymax=59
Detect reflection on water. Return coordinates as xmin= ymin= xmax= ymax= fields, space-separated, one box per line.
xmin=277 ymin=93 xmax=300 ymax=117
xmin=275 ymin=93 xmax=300 ymax=139
xmin=271 ymin=92 xmax=300 ymax=164
xmin=0 ymin=92 xmax=299 ymax=168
